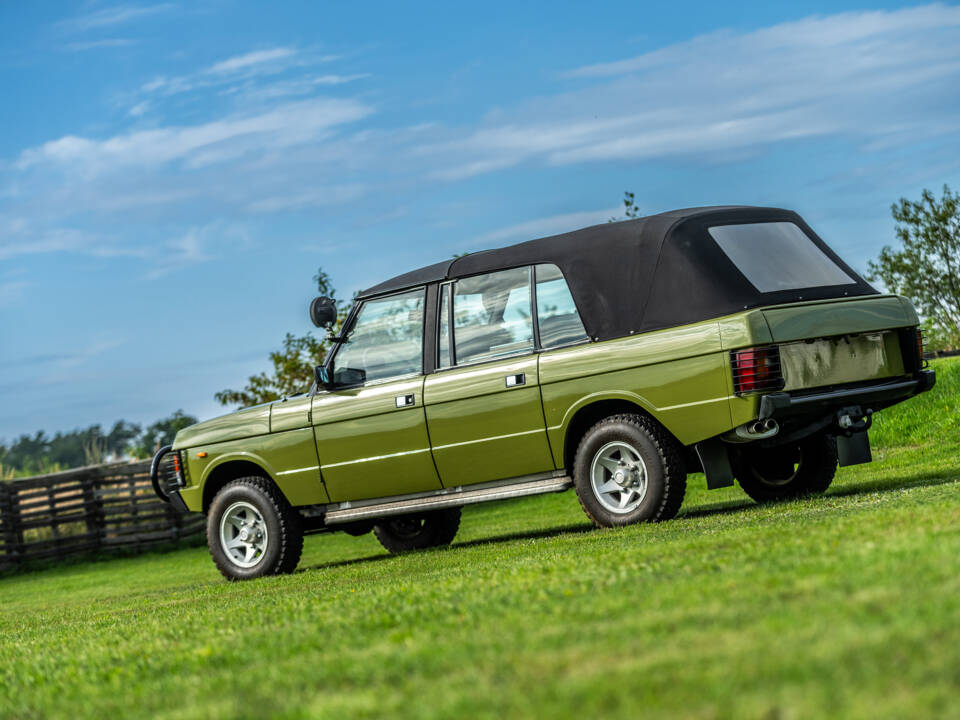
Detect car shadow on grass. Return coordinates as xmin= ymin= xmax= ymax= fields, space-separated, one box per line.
xmin=298 ymin=470 xmax=958 ymax=574
xmin=681 ymin=468 xmax=958 ymax=520
xmin=298 ymin=523 xmax=593 ymax=574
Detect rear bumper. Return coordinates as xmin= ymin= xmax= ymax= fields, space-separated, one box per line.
xmin=758 ymin=370 xmax=936 ymax=419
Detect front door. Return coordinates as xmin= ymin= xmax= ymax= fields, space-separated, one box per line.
xmin=312 ymin=288 xmax=441 ymax=502
xmin=424 ymin=267 xmax=556 ymax=487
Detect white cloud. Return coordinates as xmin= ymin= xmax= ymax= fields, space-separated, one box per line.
xmin=473 ymin=207 xmax=624 ymax=247
xmin=232 ymin=73 xmax=371 ymax=102
xmin=57 ymin=339 xmax=125 ymax=369
xmin=58 ymin=4 xmax=175 ymax=33
xmin=139 ymin=46 xmax=339 ymax=97
xmin=66 ymin=38 xmax=137 ymax=52
xmin=248 ymin=184 xmax=367 ymax=212
xmin=147 ymin=222 xmax=253 ymax=278
xmin=206 ymin=48 xmax=296 ymax=75
xmin=423 ymin=4 xmax=960 ymax=179
xmin=18 ymin=98 xmax=374 ymax=173
xmin=312 ymin=73 xmax=369 ymax=86
xmin=0 ymin=226 xmax=146 ymax=261
xmin=8 ymin=3 xmax=960 ymax=245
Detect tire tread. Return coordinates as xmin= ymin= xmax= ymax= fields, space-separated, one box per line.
xmin=206 ymin=476 xmax=303 ymax=581
xmin=574 ymin=413 xmax=687 ymax=527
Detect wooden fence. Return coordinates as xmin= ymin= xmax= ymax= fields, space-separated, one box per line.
xmin=0 ymin=460 xmax=205 ymax=571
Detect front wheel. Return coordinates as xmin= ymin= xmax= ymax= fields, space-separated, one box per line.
xmin=373 ymin=508 xmax=461 ymax=554
xmin=734 ymin=434 xmax=838 ymax=503
xmin=573 ymin=413 xmax=687 ymax=528
xmin=207 ymin=477 xmax=304 ymax=581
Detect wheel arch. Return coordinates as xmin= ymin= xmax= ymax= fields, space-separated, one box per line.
xmin=201 ymin=457 xmax=276 ymax=513
xmin=560 ymin=396 xmax=681 ymax=474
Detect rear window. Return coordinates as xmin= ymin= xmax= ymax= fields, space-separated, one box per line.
xmin=708 ymin=222 xmax=856 ymax=293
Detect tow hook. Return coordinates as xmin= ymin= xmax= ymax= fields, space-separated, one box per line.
xmin=836 ymin=406 xmax=872 ymax=435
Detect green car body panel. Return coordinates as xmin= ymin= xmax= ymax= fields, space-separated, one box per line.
xmin=171 ymin=293 xmax=921 ymax=514
xmin=424 ymin=354 xmax=555 ymax=487
xmin=311 ymin=375 xmax=440 ymax=502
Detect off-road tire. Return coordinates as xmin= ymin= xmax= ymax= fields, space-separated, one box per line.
xmin=734 ymin=434 xmax=838 ymax=503
xmin=573 ymin=413 xmax=687 ymax=527
xmin=207 ymin=476 xmax=304 ymax=581
xmin=373 ymin=508 xmax=462 ymax=554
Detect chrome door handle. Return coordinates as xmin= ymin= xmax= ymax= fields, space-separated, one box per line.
xmin=505 ymin=373 xmax=526 ymax=388
xmin=395 ymin=394 xmax=415 ymax=408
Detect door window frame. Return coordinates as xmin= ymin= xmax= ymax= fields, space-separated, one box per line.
xmin=532 ymin=263 xmax=591 ymax=351
xmin=433 ymin=266 xmax=536 ymax=371
xmin=324 ymin=286 xmax=429 ymax=389
xmin=434 ymin=264 xmax=589 ymax=372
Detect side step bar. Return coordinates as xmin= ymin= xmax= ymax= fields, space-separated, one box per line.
xmin=323 ymin=475 xmax=573 ymax=525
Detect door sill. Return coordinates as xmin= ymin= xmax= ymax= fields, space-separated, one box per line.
xmin=311 ymin=472 xmax=572 ymax=525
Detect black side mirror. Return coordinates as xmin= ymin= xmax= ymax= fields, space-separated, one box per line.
xmin=309 ymin=296 xmax=337 ymax=329
xmin=314 ymin=364 xmax=332 ymax=389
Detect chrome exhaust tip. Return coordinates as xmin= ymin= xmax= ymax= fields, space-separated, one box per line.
xmin=730 ymin=417 xmax=780 ymax=441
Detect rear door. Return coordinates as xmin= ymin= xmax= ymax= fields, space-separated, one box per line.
xmin=312 ymin=288 xmax=442 ymax=502
xmin=423 ymin=267 xmax=556 ymax=487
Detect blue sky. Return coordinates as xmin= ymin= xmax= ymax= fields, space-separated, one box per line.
xmin=2 ymin=1 xmax=959 ymax=440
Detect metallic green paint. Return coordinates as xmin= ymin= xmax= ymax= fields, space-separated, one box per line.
xmin=424 ymin=355 xmax=555 ymax=486
xmin=270 ymin=395 xmax=312 ymax=433
xmin=173 ymin=403 xmax=271 ymax=449
xmin=761 ymin=295 xmax=913 ymax=342
xmin=540 ymin=330 xmax=733 ymax=461
xmin=179 ymin=426 xmax=328 ymax=512
xmin=311 ymin=376 xmax=442 ymax=502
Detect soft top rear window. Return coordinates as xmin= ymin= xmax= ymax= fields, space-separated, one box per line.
xmin=708 ymin=221 xmax=856 ymax=293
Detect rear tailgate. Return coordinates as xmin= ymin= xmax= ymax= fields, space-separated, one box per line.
xmin=761 ymin=296 xmax=918 ymax=392
xmin=762 ymin=295 xmax=915 ymax=343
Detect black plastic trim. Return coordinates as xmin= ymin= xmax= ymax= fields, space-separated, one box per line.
xmin=423 ymin=282 xmax=438 ymax=375
xmin=758 ymin=371 xmax=936 ymax=419
xmin=150 ymin=445 xmax=173 ymax=503
xmin=167 ymin=489 xmax=189 ymax=512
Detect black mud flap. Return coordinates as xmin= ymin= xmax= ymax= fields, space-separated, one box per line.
xmin=695 ymin=439 xmax=735 ymax=489
xmin=837 ymin=431 xmax=872 ymax=467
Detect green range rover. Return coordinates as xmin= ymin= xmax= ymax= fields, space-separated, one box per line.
xmin=152 ymin=206 xmax=935 ymax=580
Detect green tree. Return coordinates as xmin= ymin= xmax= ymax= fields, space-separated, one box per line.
xmin=130 ymin=410 xmax=198 ymax=457
xmin=215 ymin=267 xmax=350 ymax=408
xmin=610 ymin=191 xmax=641 ymax=222
xmin=868 ymin=185 xmax=960 ymax=350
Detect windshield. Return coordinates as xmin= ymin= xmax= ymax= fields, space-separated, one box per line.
xmin=708 ymin=222 xmax=856 ymax=293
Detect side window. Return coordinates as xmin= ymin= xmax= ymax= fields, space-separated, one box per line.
xmin=535 ymin=264 xmax=588 ymax=348
xmin=332 ymin=288 xmax=424 ymax=385
xmin=453 ymin=267 xmax=533 ymax=364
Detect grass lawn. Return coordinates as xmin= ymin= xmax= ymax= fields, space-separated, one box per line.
xmin=1 ymin=359 xmax=958 ymax=720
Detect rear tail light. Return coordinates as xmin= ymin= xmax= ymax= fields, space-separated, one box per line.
xmin=731 ymin=346 xmax=785 ymax=394
xmin=916 ymin=329 xmax=927 ymax=366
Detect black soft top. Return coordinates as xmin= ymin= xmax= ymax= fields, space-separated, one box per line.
xmin=358 ymin=206 xmax=877 ymax=341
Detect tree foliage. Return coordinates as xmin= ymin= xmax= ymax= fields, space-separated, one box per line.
xmin=213 ymin=332 xmax=328 ymax=407
xmin=610 ymin=191 xmax=641 ymax=222
xmin=868 ymin=185 xmax=960 ymax=350
xmin=214 ymin=267 xmax=351 ymax=408
xmin=130 ymin=410 xmax=199 ymax=458
xmin=0 ymin=412 xmax=197 ymax=476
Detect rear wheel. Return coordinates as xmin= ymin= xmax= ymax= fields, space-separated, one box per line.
xmin=373 ymin=508 xmax=461 ymax=554
xmin=573 ymin=413 xmax=686 ymax=527
xmin=207 ymin=476 xmax=304 ymax=581
xmin=734 ymin=434 xmax=838 ymax=503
